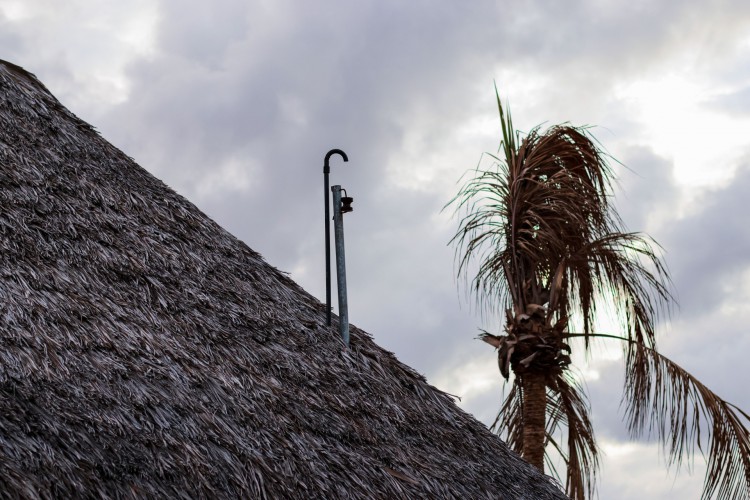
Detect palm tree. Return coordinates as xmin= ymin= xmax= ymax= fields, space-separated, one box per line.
xmin=447 ymin=89 xmax=750 ymax=500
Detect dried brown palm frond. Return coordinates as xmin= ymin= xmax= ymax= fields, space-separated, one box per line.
xmin=563 ymin=332 xmax=750 ymax=499
xmin=546 ymin=371 xmax=599 ymax=500
xmin=491 ymin=377 xmax=524 ymax=452
xmin=557 ymin=231 xmax=672 ymax=349
xmin=490 ymin=371 xmax=598 ymax=500
xmin=617 ymin=337 xmax=750 ymax=499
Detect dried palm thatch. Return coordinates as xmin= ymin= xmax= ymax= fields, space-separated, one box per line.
xmin=0 ymin=60 xmax=567 ymax=499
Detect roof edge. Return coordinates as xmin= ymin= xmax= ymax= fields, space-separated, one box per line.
xmin=0 ymin=59 xmax=53 ymax=95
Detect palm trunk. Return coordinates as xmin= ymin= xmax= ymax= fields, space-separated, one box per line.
xmin=522 ymin=372 xmax=546 ymax=470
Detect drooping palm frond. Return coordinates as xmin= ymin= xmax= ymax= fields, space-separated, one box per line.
xmin=491 ymin=377 xmax=524 ymax=451
xmin=557 ymin=231 xmax=673 ymax=349
xmin=448 ymin=165 xmax=516 ymax=314
xmin=564 ymin=332 xmax=750 ymax=500
xmin=491 ymin=371 xmax=598 ymax=500
xmin=623 ymin=340 xmax=750 ymax=499
xmin=546 ymin=372 xmax=599 ymax=500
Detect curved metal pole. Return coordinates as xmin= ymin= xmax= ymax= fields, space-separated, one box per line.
xmin=324 ymin=149 xmax=348 ymax=326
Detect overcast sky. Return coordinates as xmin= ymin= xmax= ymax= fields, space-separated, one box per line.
xmin=3 ymin=1 xmax=750 ymax=498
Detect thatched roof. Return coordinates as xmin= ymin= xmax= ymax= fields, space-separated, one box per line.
xmin=0 ymin=59 xmax=567 ymax=499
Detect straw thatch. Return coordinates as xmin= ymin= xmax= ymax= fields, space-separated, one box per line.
xmin=0 ymin=59 xmax=567 ymax=499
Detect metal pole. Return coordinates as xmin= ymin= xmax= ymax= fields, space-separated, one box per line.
xmin=324 ymin=149 xmax=348 ymax=326
xmin=332 ymin=185 xmax=350 ymax=346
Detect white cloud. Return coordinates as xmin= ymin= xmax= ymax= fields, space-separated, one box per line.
xmin=0 ymin=0 xmax=31 ymax=21
xmin=615 ymin=74 xmax=750 ymax=191
xmin=194 ymin=157 xmax=256 ymax=201
xmin=597 ymin=439 xmax=706 ymax=500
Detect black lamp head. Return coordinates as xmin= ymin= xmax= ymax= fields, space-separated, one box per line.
xmin=341 ymin=196 xmax=354 ymax=213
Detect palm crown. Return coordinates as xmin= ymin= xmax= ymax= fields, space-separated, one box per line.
xmin=448 ymin=89 xmax=750 ymax=500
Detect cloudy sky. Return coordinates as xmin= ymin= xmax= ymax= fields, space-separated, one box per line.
xmin=3 ymin=0 xmax=750 ymax=497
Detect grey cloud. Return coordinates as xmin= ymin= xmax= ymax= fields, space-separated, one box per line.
xmin=709 ymin=85 xmax=750 ymax=116
xmin=501 ymin=0 xmax=750 ymax=126
xmin=155 ymin=1 xmax=249 ymax=66
xmin=0 ymin=17 xmax=24 ymax=59
xmin=661 ymin=163 xmax=750 ymax=316
xmin=614 ymin=145 xmax=678 ymax=234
